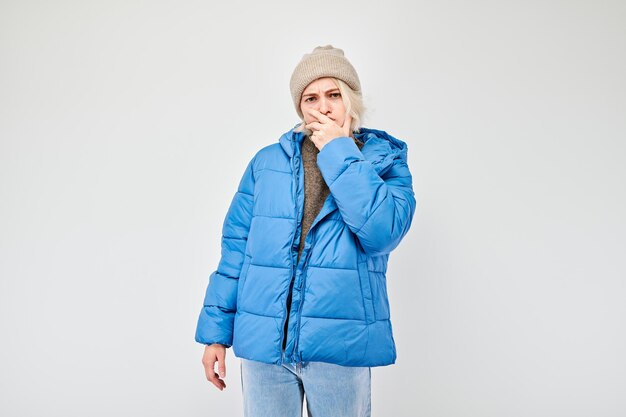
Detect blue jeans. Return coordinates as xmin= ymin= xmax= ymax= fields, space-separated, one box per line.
xmin=240 ymin=350 xmax=371 ymax=417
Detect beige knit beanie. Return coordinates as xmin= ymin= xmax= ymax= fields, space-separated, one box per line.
xmin=289 ymin=45 xmax=361 ymax=119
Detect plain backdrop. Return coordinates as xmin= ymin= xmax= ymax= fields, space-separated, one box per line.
xmin=1 ymin=1 xmax=625 ymax=416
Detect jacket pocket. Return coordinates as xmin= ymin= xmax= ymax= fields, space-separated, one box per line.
xmin=370 ymin=271 xmax=390 ymax=320
xmin=357 ymin=261 xmax=376 ymax=324
xmin=237 ymin=255 xmax=252 ymax=308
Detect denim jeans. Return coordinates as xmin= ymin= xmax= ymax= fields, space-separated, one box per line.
xmin=240 ymin=350 xmax=371 ymax=417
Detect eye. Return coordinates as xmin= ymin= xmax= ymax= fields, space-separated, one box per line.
xmin=330 ymin=92 xmax=341 ymax=98
xmin=304 ymin=97 xmax=316 ymax=103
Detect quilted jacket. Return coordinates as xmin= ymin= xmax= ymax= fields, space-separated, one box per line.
xmin=195 ymin=124 xmax=416 ymax=367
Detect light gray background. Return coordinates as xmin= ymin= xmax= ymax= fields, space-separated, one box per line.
xmin=1 ymin=1 xmax=624 ymax=416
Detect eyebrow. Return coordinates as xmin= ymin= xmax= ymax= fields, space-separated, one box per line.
xmin=302 ymin=88 xmax=340 ymax=97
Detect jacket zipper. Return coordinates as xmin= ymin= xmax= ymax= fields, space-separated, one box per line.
xmin=280 ymin=141 xmax=302 ymax=361
xmin=292 ymin=232 xmax=314 ymax=362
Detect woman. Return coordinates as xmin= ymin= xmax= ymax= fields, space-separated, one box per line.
xmin=195 ymin=45 xmax=416 ymax=416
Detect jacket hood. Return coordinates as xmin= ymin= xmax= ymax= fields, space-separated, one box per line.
xmin=279 ymin=123 xmax=408 ymax=172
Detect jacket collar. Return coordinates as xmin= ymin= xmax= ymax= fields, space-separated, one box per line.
xmin=278 ymin=123 xmax=408 ymax=174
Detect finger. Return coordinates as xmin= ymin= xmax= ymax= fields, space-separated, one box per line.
xmin=304 ymin=110 xmax=323 ymax=124
xmin=211 ymin=374 xmax=226 ymax=390
xmin=343 ymin=113 xmax=353 ymax=134
xmin=208 ymin=367 xmax=226 ymax=391
xmin=216 ymin=348 xmax=226 ymax=379
xmin=309 ymin=133 xmax=320 ymax=144
xmin=203 ymin=354 xmax=217 ymax=382
xmin=202 ymin=350 xmax=226 ymax=390
xmin=308 ymin=108 xmax=333 ymax=124
xmin=305 ymin=121 xmax=323 ymax=130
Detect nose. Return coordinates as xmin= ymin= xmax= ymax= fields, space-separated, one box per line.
xmin=317 ymin=97 xmax=330 ymax=115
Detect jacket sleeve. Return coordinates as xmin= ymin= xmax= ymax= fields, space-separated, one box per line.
xmin=195 ymin=156 xmax=255 ymax=347
xmin=316 ymin=136 xmax=416 ymax=256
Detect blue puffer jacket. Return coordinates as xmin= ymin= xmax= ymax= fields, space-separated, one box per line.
xmin=195 ymin=124 xmax=416 ymax=367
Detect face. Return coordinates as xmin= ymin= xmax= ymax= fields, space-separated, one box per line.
xmin=300 ymin=77 xmax=347 ymax=127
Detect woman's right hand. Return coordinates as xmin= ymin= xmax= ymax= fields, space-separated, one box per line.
xmin=202 ymin=343 xmax=227 ymax=390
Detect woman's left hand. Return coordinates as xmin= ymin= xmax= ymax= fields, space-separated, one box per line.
xmin=305 ymin=109 xmax=353 ymax=151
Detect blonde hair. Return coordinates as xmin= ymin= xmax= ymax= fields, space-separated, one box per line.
xmin=294 ymin=77 xmax=365 ymax=137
